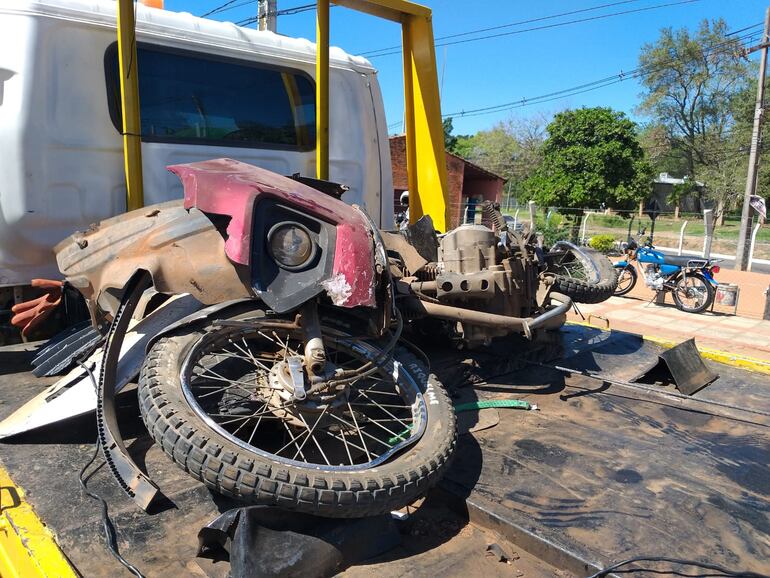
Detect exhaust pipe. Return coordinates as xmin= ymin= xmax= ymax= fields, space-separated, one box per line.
xmin=406 ymin=292 xmax=572 ymax=340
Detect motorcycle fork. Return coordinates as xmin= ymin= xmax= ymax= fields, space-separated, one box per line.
xmin=300 ymin=300 xmax=327 ymax=378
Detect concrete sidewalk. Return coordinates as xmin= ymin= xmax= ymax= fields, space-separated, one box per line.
xmin=569 ymin=294 xmax=770 ymax=363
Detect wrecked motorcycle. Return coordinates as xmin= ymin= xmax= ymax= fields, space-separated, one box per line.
xmin=54 ymin=159 xmax=615 ymax=516
xmin=57 ymin=159 xmax=455 ymax=517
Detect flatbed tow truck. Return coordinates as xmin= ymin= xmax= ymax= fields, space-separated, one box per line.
xmin=0 ymin=1 xmax=769 ymax=576
xmin=2 ymin=323 xmax=770 ymax=576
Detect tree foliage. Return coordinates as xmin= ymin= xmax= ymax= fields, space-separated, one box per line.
xmin=638 ymin=19 xmax=748 ymax=174
xmin=443 ymin=117 xmax=458 ymax=152
xmin=448 ymin=117 xmax=546 ymax=201
xmin=524 ymin=107 xmax=652 ymax=210
xmin=637 ymin=19 xmax=750 ymax=220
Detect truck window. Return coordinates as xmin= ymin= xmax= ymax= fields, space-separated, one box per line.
xmin=105 ymin=43 xmax=315 ymax=150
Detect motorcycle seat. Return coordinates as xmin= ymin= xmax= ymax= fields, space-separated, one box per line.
xmin=659 ymin=253 xmax=709 ymax=268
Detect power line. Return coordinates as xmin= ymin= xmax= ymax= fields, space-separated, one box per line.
xmin=202 ymin=0 xmax=242 ymax=18
xmin=439 ymin=28 xmax=759 ymax=120
xmin=236 ymin=2 xmax=330 ymax=27
xmin=386 ymin=27 xmax=758 ymax=130
xmin=363 ymin=0 xmax=647 ymax=56
xmin=364 ymin=0 xmax=704 ymax=58
xmin=204 ymin=0 xmax=316 ymax=20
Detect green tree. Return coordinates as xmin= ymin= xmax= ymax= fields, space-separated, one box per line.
xmin=452 ymin=134 xmax=475 ymax=158
xmin=637 ymin=18 xmax=749 ymax=211
xmin=717 ymin=77 xmax=770 ymax=223
xmin=638 ymin=123 xmax=688 ymax=177
xmin=451 ymin=117 xmax=546 ymax=203
xmin=443 ymin=117 xmax=458 ymax=152
xmin=668 ymin=180 xmax=696 ymax=219
xmin=524 ymin=107 xmax=652 ymax=211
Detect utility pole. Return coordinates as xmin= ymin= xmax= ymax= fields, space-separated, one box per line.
xmin=736 ymin=7 xmax=770 ymax=270
xmin=258 ymin=0 xmax=277 ymax=32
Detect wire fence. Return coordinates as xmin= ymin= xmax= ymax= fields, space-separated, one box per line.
xmin=494 ymin=203 xmax=770 ymax=268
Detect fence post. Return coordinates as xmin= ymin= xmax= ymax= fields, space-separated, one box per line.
xmin=513 ymin=208 xmax=520 ymax=229
xmin=764 ymin=286 xmax=770 ymax=321
xmin=748 ymin=222 xmax=761 ymax=272
xmin=580 ymin=212 xmax=592 ymax=245
xmin=528 ymin=200 xmax=537 ymax=230
xmin=702 ymin=209 xmax=714 ymax=259
xmin=677 ymin=220 xmax=688 ymax=256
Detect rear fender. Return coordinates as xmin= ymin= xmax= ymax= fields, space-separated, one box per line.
xmin=615 ymin=260 xmax=629 ymax=268
xmin=701 ymin=269 xmax=718 ymax=286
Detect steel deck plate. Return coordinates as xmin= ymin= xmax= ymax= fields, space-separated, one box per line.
xmin=0 ymin=326 xmax=768 ymax=576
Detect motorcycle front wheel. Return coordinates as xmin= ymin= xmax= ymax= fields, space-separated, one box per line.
xmin=671 ymin=272 xmax=714 ymax=314
xmin=613 ymin=264 xmax=637 ymax=296
xmin=138 ymin=310 xmax=456 ymax=518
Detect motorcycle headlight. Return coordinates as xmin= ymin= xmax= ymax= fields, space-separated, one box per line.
xmin=268 ymin=222 xmax=315 ymax=270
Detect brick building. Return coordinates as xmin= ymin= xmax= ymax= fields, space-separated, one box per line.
xmin=389 ymin=135 xmax=505 ymax=229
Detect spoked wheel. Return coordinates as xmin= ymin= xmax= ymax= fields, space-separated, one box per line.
xmin=138 ymin=311 xmax=456 ymax=517
xmin=672 ymin=272 xmax=714 ymax=313
xmin=613 ymin=265 xmax=637 ymax=296
xmin=546 ymin=242 xmax=619 ymax=304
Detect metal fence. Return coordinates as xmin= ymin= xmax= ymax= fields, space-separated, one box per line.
xmin=497 ymin=204 xmax=769 ymax=271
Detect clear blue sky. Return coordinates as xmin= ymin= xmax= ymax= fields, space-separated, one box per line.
xmin=166 ymin=0 xmax=768 ymax=135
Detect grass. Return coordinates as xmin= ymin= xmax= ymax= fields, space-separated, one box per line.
xmin=502 ymin=208 xmax=770 ymax=258
xmin=588 ymin=214 xmax=770 ymax=243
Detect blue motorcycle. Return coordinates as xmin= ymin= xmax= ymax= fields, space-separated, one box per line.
xmin=613 ymin=226 xmax=720 ymax=314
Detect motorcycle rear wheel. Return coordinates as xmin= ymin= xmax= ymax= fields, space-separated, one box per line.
xmin=613 ymin=265 xmax=637 ymax=296
xmin=138 ymin=311 xmax=456 ymax=518
xmin=671 ymin=272 xmax=714 ymax=314
xmin=547 ymin=243 xmax=619 ymax=304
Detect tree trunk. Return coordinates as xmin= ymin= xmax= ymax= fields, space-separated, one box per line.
xmin=674 ymin=205 xmax=680 ymax=220
xmin=716 ymin=199 xmax=725 ymax=227
xmin=638 ymin=199 xmax=644 ymax=218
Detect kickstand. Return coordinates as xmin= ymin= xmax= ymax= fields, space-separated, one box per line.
xmin=642 ymin=290 xmax=661 ymax=308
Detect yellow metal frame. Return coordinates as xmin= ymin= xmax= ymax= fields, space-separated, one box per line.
xmin=318 ymin=0 xmax=450 ymax=230
xmin=117 ymin=0 xmax=144 ymax=211
xmin=115 ymin=0 xmax=448 ymax=226
xmin=0 ymin=466 xmax=76 ymax=578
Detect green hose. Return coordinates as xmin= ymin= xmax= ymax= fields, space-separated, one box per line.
xmin=454 ymin=399 xmax=532 ymax=412
xmin=388 ymin=398 xmax=534 ymax=445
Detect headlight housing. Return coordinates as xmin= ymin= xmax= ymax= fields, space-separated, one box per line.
xmin=267 ymin=222 xmax=316 ymax=270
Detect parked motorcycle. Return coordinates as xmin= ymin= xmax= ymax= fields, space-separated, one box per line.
xmin=51 ymin=159 xmax=614 ymax=516
xmin=613 ymin=225 xmax=720 ymax=313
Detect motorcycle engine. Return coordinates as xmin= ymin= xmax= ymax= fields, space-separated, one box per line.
xmin=643 ymin=264 xmax=665 ymax=290
xmin=427 ymin=224 xmax=538 ymax=347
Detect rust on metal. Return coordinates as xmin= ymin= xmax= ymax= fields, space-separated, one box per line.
xmin=55 ymin=200 xmax=252 ymax=322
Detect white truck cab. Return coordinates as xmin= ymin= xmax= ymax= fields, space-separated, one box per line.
xmin=0 ymin=0 xmax=393 ymax=296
